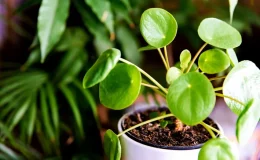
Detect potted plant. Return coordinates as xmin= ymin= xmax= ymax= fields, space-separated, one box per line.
xmin=82 ymin=7 xmax=260 ymax=160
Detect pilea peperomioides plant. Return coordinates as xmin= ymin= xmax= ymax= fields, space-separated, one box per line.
xmin=82 ymin=8 xmax=260 ymax=160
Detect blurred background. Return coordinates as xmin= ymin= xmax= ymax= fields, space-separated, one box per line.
xmin=0 ymin=0 xmax=260 ymax=159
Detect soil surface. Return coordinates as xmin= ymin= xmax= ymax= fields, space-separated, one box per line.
xmin=122 ymin=107 xmax=219 ymax=148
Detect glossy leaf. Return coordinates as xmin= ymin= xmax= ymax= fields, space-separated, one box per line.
xmin=198 ymin=49 xmax=230 ymax=74
xmin=83 ymin=48 xmax=121 ymax=88
xmin=167 ymin=72 xmax=215 ymax=125
xmin=198 ymin=18 xmax=242 ymax=49
xmin=140 ymin=8 xmax=177 ymax=48
xmin=116 ymin=25 xmax=142 ymax=65
xmin=104 ymin=129 xmax=121 ymax=160
xmin=0 ymin=144 xmax=21 ymax=160
xmin=226 ymin=49 xmax=238 ymax=67
xmin=85 ymin=0 xmax=114 ymax=37
xmin=99 ymin=63 xmax=141 ymax=110
xmin=198 ymin=138 xmax=239 ymax=160
xmin=166 ymin=67 xmax=182 ymax=85
xmin=236 ymin=98 xmax=260 ymax=145
xmin=180 ymin=49 xmax=191 ymax=71
xmin=138 ymin=45 xmax=156 ymax=52
xmin=223 ymin=60 xmax=260 ymax=115
xmin=37 ymin=0 xmax=70 ymax=63
xmin=229 ymin=0 xmax=238 ymax=24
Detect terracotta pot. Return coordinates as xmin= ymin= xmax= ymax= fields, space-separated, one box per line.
xmin=117 ymin=106 xmax=223 ymax=160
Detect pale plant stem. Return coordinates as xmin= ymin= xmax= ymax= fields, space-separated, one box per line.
xmin=117 ymin=114 xmax=174 ymax=137
xmin=214 ymin=87 xmax=223 ymax=91
xmin=141 ymin=82 xmax=159 ymax=89
xmin=199 ymin=122 xmax=216 ymax=138
xmin=200 ymin=122 xmax=222 ymax=135
xmin=209 ymin=75 xmax=226 ymax=81
xmin=119 ymin=58 xmax=168 ymax=94
xmin=157 ymin=48 xmax=169 ymax=70
xmin=215 ymin=93 xmax=245 ymax=106
xmin=186 ymin=43 xmax=207 ymax=73
xmin=164 ymin=46 xmax=170 ymax=69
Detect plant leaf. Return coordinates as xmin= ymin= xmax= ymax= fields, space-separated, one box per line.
xmin=110 ymin=0 xmax=133 ymax=26
xmin=0 ymin=143 xmax=21 ymax=160
xmin=73 ymin=79 xmax=100 ymax=129
xmin=85 ymin=0 xmax=114 ymax=37
xmin=229 ymin=0 xmax=238 ymax=24
xmin=226 ymin=49 xmax=238 ymax=67
xmin=223 ymin=60 xmax=260 ymax=115
xmin=99 ymin=63 xmax=141 ymax=110
xmin=198 ymin=18 xmax=242 ymax=49
xmin=40 ymin=87 xmax=56 ymax=142
xmin=27 ymin=94 xmax=37 ymax=143
xmin=198 ymin=138 xmax=239 ymax=160
xmin=180 ymin=49 xmax=191 ymax=71
xmin=140 ymin=8 xmax=177 ymax=48
xmin=116 ymin=25 xmax=142 ymax=65
xmin=167 ymin=72 xmax=215 ymax=125
xmin=60 ymin=85 xmax=84 ymax=138
xmin=166 ymin=67 xmax=182 ymax=85
xmin=236 ymin=98 xmax=260 ymax=145
xmin=198 ymin=49 xmax=230 ymax=74
xmin=104 ymin=129 xmax=121 ymax=160
xmin=83 ymin=48 xmax=121 ymax=88
xmin=37 ymin=0 xmax=70 ymax=62
xmin=46 ymin=82 xmax=59 ymax=139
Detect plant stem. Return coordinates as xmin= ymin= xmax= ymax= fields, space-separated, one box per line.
xmin=215 ymin=93 xmax=245 ymax=106
xmin=200 ymin=122 xmax=222 ymax=135
xmin=157 ymin=48 xmax=169 ymax=70
xmin=117 ymin=113 xmax=174 ymax=137
xmin=141 ymin=82 xmax=159 ymax=89
xmin=164 ymin=46 xmax=170 ymax=69
xmin=214 ymin=87 xmax=223 ymax=91
xmin=119 ymin=58 xmax=168 ymax=94
xmin=186 ymin=43 xmax=207 ymax=73
xmin=209 ymin=75 xmax=226 ymax=81
xmin=199 ymin=122 xmax=216 ymax=138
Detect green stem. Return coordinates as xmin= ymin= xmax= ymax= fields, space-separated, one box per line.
xmin=215 ymin=93 xmax=245 ymax=106
xmin=199 ymin=122 xmax=216 ymax=138
xmin=157 ymin=48 xmax=169 ymax=70
xmin=200 ymin=121 xmax=222 ymax=135
xmin=209 ymin=75 xmax=226 ymax=81
xmin=164 ymin=46 xmax=170 ymax=69
xmin=141 ymin=82 xmax=159 ymax=89
xmin=186 ymin=43 xmax=207 ymax=73
xmin=214 ymin=87 xmax=223 ymax=91
xmin=119 ymin=58 xmax=168 ymax=94
xmin=117 ymin=114 xmax=174 ymax=137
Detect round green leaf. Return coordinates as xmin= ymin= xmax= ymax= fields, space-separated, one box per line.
xmin=198 ymin=138 xmax=239 ymax=160
xmin=198 ymin=18 xmax=242 ymax=49
xmin=198 ymin=49 xmax=230 ymax=74
xmin=180 ymin=49 xmax=191 ymax=71
xmin=83 ymin=48 xmax=121 ymax=88
xmin=104 ymin=129 xmax=121 ymax=160
xmin=223 ymin=60 xmax=260 ymax=115
xmin=166 ymin=72 xmax=215 ymax=125
xmin=99 ymin=63 xmax=141 ymax=110
xmin=166 ymin=67 xmax=182 ymax=85
xmin=140 ymin=8 xmax=177 ymax=48
xmin=236 ymin=98 xmax=260 ymax=145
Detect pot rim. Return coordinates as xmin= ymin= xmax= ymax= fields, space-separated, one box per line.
xmin=117 ymin=106 xmax=223 ymax=151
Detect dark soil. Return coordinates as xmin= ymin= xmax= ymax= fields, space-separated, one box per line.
xmin=122 ymin=107 xmax=219 ymax=149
